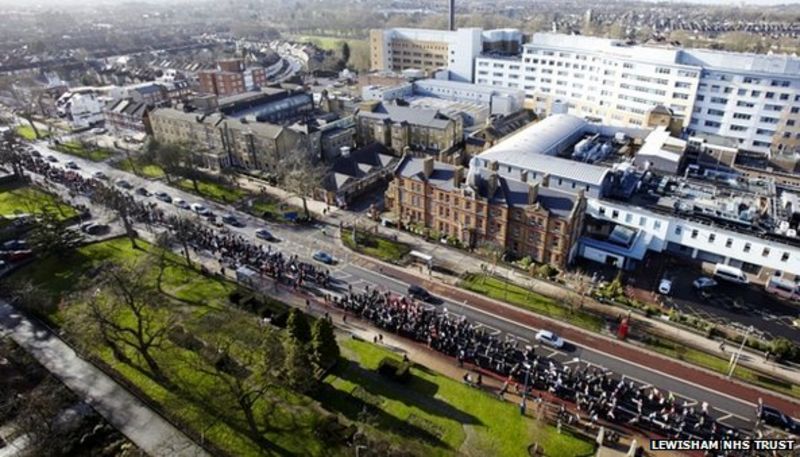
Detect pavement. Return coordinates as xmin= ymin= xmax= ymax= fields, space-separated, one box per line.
xmin=22 ymin=141 xmax=800 ymax=435
xmin=0 ymin=301 xmax=209 ymax=457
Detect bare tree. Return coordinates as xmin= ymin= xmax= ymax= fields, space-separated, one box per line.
xmin=68 ymin=259 xmax=176 ymax=382
xmin=27 ymin=208 xmax=85 ymax=259
xmin=168 ymin=215 xmax=196 ymax=268
xmin=94 ymin=186 xmax=138 ymax=249
xmin=0 ymin=130 xmax=26 ymax=178
xmin=477 ymin=240 xmax=504 ymax=277
xmin=279 ymin=153 xmax=329 ymax=220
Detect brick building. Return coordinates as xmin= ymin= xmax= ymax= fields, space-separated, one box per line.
xmin=198 ymin=59 xmax=268 ymax=97
xmin=356 ymin=101 xmax=462 ymax=155
xmin=385 ymin=156 xmax=586 ymax=269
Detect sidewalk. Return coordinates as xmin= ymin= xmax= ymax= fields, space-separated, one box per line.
xmin=237 ymin=174 xmax=800 ymax=391
xmin=0 ymin=302 xmax=208 ymax=457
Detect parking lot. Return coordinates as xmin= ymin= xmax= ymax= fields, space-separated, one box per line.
xmin=578 ymin=254 xmax=800 ymax=343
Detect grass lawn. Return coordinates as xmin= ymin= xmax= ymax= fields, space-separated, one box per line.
xmin=55 ymin=141 xmax=114 ymax=162
xmin=645 ymin=337 xmax=800 ymax=400
xmin=14 ymin=238 xmax=341 ymax=457
xmin=342 ymin=229 xmax=411 ymax=263
xmin=16 ymin=125 xmax=47 ymax=140
xmin=177 ymin=178 xmax=247 ymax=204
xmin=322 ymin=339 xmax=596 ymax=457
xmin=245 ymin=197 xmax=302 ymax=223
xmin=111 ymin=157 xmax=165 ymax=180
xmin=0 ymin=183 xmax=78 ymax=220
xmin=460 ymin=274 xmax=605 ymax=332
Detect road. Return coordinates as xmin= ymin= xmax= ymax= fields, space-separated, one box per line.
xmin=0 ymin=302 xmax=208 ymax=457
xmin=25 ymin=142 xmax=800 ymax=434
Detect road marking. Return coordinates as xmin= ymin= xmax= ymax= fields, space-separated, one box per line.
xmin=546 ymin=350 xmax=559 ymax=358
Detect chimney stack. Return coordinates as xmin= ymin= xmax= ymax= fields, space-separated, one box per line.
xmin=453 ymin=166 xmax=465 ymax=186
xmin=541 ymin=173 xmax=550 ymax=187
xmin=528 ymin=183 xmax=539 ymax=205
xmin=423 ymin=156 xmax=435 ymax=178
xmin=448 ymin=0 xmax=455 ymax=31
xmin=487 ymin=172 xmax=499 ymax=198
xmin=520 ymin=169 xmax=528 ymax=183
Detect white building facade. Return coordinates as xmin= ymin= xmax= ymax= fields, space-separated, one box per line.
xmin=475 ymin=33 xmax=800 ymax=154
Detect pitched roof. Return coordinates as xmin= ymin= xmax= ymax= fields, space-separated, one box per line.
xmin=359 ymin=103 xmax=453 ymax=129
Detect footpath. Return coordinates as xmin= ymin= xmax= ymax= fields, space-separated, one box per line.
xmin=235 ymin=175 xmax=800 ymax=416
xmin=0 ymin=301 xmax=208 ymax=457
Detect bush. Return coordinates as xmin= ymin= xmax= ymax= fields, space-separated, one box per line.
xmin=536 ymin=264 xmax=558 ymax=279
xmin=770 ymin=337 xmax=798 ymax=362
xmin=377 ymin=357 xmax=412 ymax=383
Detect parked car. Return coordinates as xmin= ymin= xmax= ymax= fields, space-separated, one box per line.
xmin=255 ymin=229 xmax=275 ymax=241
xmin=135 ymin=187 xmax=150 ymax=197
xmin=81 ymin=223 xmax=110 ymax=235
xmin=154 ymin=191 xmax=172 ymax=203
xmin=757 ymin=404 xmax=799 ymax=434
xmin=46 ymin=155 xmax=58 ymax=162
xmin=535 ymin=330 xmax=565 ymax=349
xmin=92 ymin=171 xmax=108 ymax=180
xmin=1 ymin=239 xmax=27 ymax=251
xmin=312 ymin=251 xmax=334 ymax=264
xmin=692 ymin=277 xmax=717 ymax=290
xmin=64 ymin=161 xmax=79 ymax=170
xmin=658 ymin=278 xmax=672 ymax=295
xmin=29 ymin=150 xmax=41 ymax=158
xmin=91 ymin=127 xmax=107 ymax=135
xmin=190 ymin=203 xmax=210 ymax=216
xmin=115 ymin=179 xmax=132 ymax=189
xmin=173 ymin=198 xmax=189 ymax=209
xmin=221 ymin=214 xmax=244 ymax=227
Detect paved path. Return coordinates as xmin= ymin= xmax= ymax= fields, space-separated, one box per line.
xmin=0 ymin=301 xmax=209 ymax=457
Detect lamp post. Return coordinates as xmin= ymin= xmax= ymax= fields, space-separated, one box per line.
xmin=520 ymin=362 xmax=532 ymax=415
xmin=727 ymin=325 xmax=754 ymax=379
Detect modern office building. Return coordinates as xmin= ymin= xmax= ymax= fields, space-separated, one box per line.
xmin=369 ymin=28 xmax=522 ymax=83
xmin=474 ymin=33 xmax=800 ymax=154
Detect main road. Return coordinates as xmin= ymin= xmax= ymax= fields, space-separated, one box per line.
xmin=26 ymin=141 xmax=800 ymax=434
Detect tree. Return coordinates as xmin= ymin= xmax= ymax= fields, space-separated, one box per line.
xmin=94 ymin=186 xmax=138 ymax=249
xmin=340 ymin=41 xmax=351 ymax=67
xmin=14 ymin=378 xmax=75 ymax=457
xmin=311 ymin=318 xmax=339 ymax=370
xmin=1 ymin=277 xmax=56 ymax=315
xmin=150 ymin=140 xmax=186 ymax=184
xmin=279 ymin=152 xmax=329 ymax=220
xmin=0 ymin=130 xmax=26 ymax=178
xmin=284 ymin=338 xmax=315 ymax=393
xmin=286 ymin=308 xmax=312 ymax=343
xmin=478 ymin=240 xmax=504 ymax=277
xmin=27 ymin=208 xmax=84 ymax=258
xmin=68 ymin=259 xmax=175 ymax=381
xmin=169 ymin=215 xmax=196 ymax=268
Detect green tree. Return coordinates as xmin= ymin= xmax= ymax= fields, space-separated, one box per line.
xmin=27 ymin=209 xmax=84 ymax=259
xmin=340 ymin=41 xmax=351 ymax=64
xmin=284 ymin=338 xmax=315 ymax=393
xmin=311 ymin=318 xmax=339 ymax=370
xmin=286 ymin=308 xmax=312 ymax=343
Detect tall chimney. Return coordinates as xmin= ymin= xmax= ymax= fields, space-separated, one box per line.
xmin=423 ymin=156 xmax=435 ymax=178
xmin=448 ymin=0 xmax=455 ymax=31
xmin=528 ymin=183 xmax=539 ymax=205
xmin=487 ymin=172 xmax=499 ymax=198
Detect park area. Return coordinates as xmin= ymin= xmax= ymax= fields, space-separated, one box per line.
xmin=15 ymin=125 xmax=48 ymax=140
xmin=177 ymin=177 xmax=248 ymax=204
xmin=323 ymin=339 xmax=595 ymax=457
xmin=0 ymin=182 xmax=77 ymax=223
xmin=111 ymin=157 xmax=165 ymax=180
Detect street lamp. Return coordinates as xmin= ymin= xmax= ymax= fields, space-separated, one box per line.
xmin=727 ymin=325 xmax=754 ymax=379
xmin=520 ymin=362 xmax=532 ymax=415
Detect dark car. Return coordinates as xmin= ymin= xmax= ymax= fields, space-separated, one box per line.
xmin=81 ymin=223 xmax=110 ymax=235
xmin=407 ymin=285 xmax=432 ymax=302
xmin=312 ymin=251 xmax=334 ymax=264
xmin=46 ymin=155 xmax=58 ymax=162
xmin=116 ymin=179 xmax=133 ymax=189
xmin=154 ymin=191 xmax=172 ymax=203
xmin=255 ymin=229 xmax=275 ymax=241
xmin=758 ymin=404 xmax=799 ymax=434
xmin=135 ymin=187 xmax=150 ymax=197
xmin=1 ymin=239 xmax=27 ymax=251
xmin=221 ymin=214 xmax=244 ymax=227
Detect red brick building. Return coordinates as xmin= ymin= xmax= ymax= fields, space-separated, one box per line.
xmin=198 ymin=59 xmax=268 ymax=97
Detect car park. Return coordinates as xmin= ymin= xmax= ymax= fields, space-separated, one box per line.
xmin=135 ymin=187 xmax=150 ymax=197
xmin=535 ymin=330 xmax=565 ymax=349
xmin=693 ymin=277 xmax=717 ymax=290
xmin=190 ymin=203 xmax=210 ymax=215
xmin=312 ymin=251 xmax=334 ymax=264
xmin=115 ymin=179 xmax=132 ymax=189
xmin=255 ymin=229 xmax=275 ymax=241
xmin=92 ymin=171 xmax=108 ymax=180
xmin=173 ymin=198 xmax=189 ymax=209
xmin=154 ymin=191 xmax=172 ymax=203
xmin=658 ymin=278 xmax=672 ymax=295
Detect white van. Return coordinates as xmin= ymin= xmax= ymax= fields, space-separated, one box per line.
xmin=713 ymin=264 xmax=749 ymax=284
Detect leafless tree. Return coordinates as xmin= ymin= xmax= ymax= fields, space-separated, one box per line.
xmin=168 ymin=215 xmax=196 ymax=268
xmin=94 ymin=186 xmax=138 ymax=249
xmin=0 ymin=130 xmax=26 ymax=178
xmin=279 ymin=152 xmax=329 ymax=220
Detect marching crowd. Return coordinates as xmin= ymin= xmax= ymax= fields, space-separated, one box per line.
xmin=15 ymin=149 xmax=748 ymax=445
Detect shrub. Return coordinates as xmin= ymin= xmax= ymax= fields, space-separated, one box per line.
xmin=377 ymin=357 xmax=412 ymax=383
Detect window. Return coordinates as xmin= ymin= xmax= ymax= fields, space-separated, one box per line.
xmin=763 ymin=247 xmax=770 ymax=257
xmin=599 ymin=206 xmax=606 ymax=216
xmin=639 ymin=216 xmax=646 ymax=226
xmin=611 ymin=210 xmax=619 ymax=219
xmin=744 ymin=243 xmax=751 ymax=253
xmin=653 ymin=221 xmax=661 ymax=230
xmin=691 ymin=229 xmax=699 ymax=239
xmin=674 ymin=226 xmax=682 ymax=235
xmin=733 ymin=113 xmax=752 ymax=120
xmin=655 ymin=67 xmax=671 ymax=74
xmin=625 ymin=213 xmax=632 ymax=223
xmin=708 ymin=234 xmax=715 ymax=243
xmin=782 ymin=252 xmax=790 ymax=262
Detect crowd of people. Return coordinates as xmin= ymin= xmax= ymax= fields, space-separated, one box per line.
xmin=14 ymin=149 xmax=749 ymax=444
xmin=330 ymin=287 xmax=746 ymax=442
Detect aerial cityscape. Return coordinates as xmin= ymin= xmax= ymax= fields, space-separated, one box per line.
xmin=0 ymin=0 xmax=799 ymax=456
